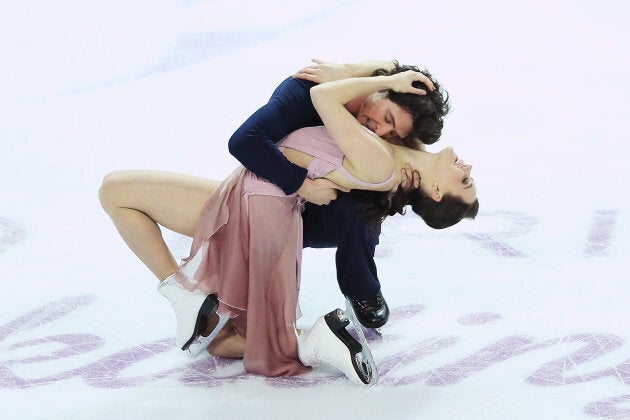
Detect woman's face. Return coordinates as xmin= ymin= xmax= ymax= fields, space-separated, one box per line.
xmin=432 ymin=147 xmax=477 ymax=204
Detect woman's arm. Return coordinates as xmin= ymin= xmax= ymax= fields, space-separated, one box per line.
xmin=293 ymin=58 xmax=398 ymax=83
xmin=310 ymin=71 xmax=428 ymax=183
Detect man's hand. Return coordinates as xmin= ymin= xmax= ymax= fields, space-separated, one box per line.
xmin=293 ymin=59 xmax=353 ymax=84
xmin=297 ymin=177 xmax=350 ymax=205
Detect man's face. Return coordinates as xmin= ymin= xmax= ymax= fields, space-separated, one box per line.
xmin=357 ymin=92 xmax=413 ymax=142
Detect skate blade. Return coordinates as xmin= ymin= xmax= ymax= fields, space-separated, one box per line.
xmin=186 ymin=313 xmax=230 ymax=357
xmin=369 ymin=327 xmax=383 ymax=339
xmin=323 ymin=310 xmax=377 ymax=386
xmin=181 ymin=294 xmax=219 ymax=351
xmin=343 ymin=300 xmax=379 ymax=385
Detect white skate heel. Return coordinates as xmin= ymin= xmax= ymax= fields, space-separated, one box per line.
xmin=298 ymin=309 xmax=378 ymax=386
xmin=157 ymin=274 xmax=221 ymax=354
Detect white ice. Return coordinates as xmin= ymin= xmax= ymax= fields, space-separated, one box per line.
xmin=1 ymin=1 xmax=630 ymax=419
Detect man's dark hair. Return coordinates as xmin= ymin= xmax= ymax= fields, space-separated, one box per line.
xmin=372 ymin=63 xmax=450 ymax=146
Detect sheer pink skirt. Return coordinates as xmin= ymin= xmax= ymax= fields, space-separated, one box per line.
xmin=174 ymin=167 xmax=310 ymax=377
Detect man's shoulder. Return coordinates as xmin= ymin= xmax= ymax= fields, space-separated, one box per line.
xmin=270 ymin=76 xmax=317 ymax=99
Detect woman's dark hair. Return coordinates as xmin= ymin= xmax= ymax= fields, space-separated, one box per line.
xmin=348 ymin=186 xmax=479 ymax=231
xmin=407 ymin=189 xmax=479 ymax=229
xmin=371 ymin=63 xmax=450 ymax=146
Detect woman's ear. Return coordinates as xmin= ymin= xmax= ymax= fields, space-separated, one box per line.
xmin=432 ymin=182 xmax=442 ymax=202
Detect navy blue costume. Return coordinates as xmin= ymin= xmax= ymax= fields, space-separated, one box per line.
xmin=228 ymin=76 xmax=382 ymax=300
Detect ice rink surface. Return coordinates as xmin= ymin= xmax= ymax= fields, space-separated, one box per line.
xmin=1 ymin=1 xmax=630 ymax=419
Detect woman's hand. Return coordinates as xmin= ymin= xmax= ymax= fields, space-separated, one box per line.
xmin=293 ymin=59 xmax=352 ymax=84
xmin=386 ymin=70 xmax=435 ymax=95
xmin=294 ymin=58 xmax=405 ymax=84
xmin=295 ymin=61 xmax=435 ymax=95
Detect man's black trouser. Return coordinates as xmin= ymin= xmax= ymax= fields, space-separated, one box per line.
xmin=301 ymin=194 xmax=382 ymax=300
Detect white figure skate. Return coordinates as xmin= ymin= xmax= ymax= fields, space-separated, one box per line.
xmin=157 ymin=249 xmax=229 ymax=357
xmin=157 ymin=274 xmax=228 ymax=357
xmin=298 ymin=309 xmax=378 ymax=386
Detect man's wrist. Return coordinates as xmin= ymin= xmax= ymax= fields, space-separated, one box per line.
xmin=296 ymin=177 xmax=312 ymax=196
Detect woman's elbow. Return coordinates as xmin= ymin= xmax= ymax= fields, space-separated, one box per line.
xmin=309 ymin=84 xmax=325 ymax=105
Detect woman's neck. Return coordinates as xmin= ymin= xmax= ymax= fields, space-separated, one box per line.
xmin=388 ymin=143 xmax=435 ymax=184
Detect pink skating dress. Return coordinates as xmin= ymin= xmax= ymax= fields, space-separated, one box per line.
xmin=174 ymin=126 xmax=394 ymax=377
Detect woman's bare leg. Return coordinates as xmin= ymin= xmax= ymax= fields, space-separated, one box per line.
xmin=99 ymin=170 xmax=221 ymax=281
xmin=207 ymin=322 xmax=246 ymax=359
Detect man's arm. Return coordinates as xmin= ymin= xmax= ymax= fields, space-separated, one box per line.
xmin=228 ymin=76 xmax=320 ymax=195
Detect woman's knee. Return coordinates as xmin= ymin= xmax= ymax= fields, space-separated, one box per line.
xmin=98 ymin=170 xmax=135 ymax=213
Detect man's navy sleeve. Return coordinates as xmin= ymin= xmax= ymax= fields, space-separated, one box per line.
xmin=228 ymin=77 xmax=323 ymax=195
